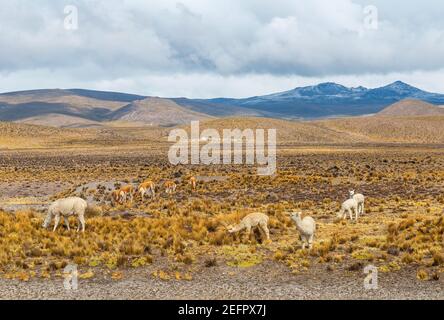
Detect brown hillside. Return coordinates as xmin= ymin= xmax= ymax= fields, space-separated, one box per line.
xmin=178 ymin=117 xmax=370 ymax=144
xmin=377 ymin=99 xmax=444 ymax=116
xmin=316 ymin=115 xmax=444 ymax=144
xmin=0 ymin=122 xmax=165 ymax=149
xmin=3 ymin=114 xmax=444 ymax=149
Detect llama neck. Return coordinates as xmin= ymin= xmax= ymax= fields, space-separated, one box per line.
xmin=293 ymin=216 xmax=302 ymax=227
xmin=232 ymin=223 xmax=245 ymax=232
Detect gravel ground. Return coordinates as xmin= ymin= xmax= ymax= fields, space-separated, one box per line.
xmin=0 ymin=262 xmax=442 ymax=300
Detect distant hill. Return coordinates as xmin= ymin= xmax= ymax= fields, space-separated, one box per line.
xmin=0 ymin=89 xmax=143 ymax=104
xmin=377 ymin=99 xmax=444 ymax=117
xmin=110 ymin=98 xmax=213 ymax=126
xmin=2 ymin=81 xmax=444 ymax=126
xmin=17 ymin=113 xmax=103 ymax=128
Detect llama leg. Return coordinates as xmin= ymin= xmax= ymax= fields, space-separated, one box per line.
xmin=301 ymin=236 xmax=306 ymax=250
xmin=53 ymin=214 xmax=60 ymax=232
xmin=348 ymin=209 xmax=353 ymax=220
xmin=260 ymin=223 xmax=270 ymax=241
xmin=64 ymin=217 xmax=70 ymax=231
xmin=308 ymin=235 xmax=314 ymax=249
xmin=263 ymin=225 xmax=270 ymax=241
xmin=246 ymin=226 xmax=252 ymax=242
xmin=78 ymin=214 xmax=85 ymax=233
xmin=361 ymin=203 xmax=365 ymax=215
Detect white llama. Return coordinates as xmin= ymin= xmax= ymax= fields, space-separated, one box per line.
xmin=289 ymin=212 xmax=316 ymax=249
xmin=42 ymin=197 xmax=88 ymax=232
xmin=349 ymin=190 xmax=365 ymax=215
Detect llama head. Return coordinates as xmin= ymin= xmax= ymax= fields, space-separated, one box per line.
xmin=289 ymin=211 xmax=302 ymax=221
xmin=227 ymin=223 xmax=244 ymax=233
xmin=349 ymin=190 xmax=355 ymax=197
xmin=42 ymin=210 xmax=53 ymax=229
xmin=221 ymin=221 xmax=237 ymax=233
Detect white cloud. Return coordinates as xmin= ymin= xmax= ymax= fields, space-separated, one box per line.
xmin=0 ymin=0 xmax=443 ymax=96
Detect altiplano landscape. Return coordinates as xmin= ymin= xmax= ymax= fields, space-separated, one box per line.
xmin=0 ymin=90 xmax=443 ymax=298
xmin=2 ymin=0 xmax=444 ymax=306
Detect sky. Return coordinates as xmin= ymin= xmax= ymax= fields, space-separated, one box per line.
xmin=0 ymin=0 xmax=444 ymax=98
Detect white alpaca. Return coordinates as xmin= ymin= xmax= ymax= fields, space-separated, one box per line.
xmin=349 ymin=190 xmax=365 ymax=215
xmin=42 ymin=197 xmax=87 ymax=232
xmin=289 ymin=212 xmax=316 ymax=249
xmin=337 ymin=198 xmax=359 ymax=221
xmin=225 ymin=212 xmax=270 ymax=242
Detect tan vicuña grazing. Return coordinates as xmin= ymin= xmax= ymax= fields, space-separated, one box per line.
xmin=164 ymin=180 xmax=177 ymax=194
xmin=111 ymin=189 xmax=125 ymax=205
xmin=138 ymin=180 xmax=156 ymax=200
xmin=111 ymin=185 xmax=134 ymax=205
xmin=225 ymin=212 xmax=270 ymax=242
xmin=120 ymin=185 xmax=134 ymax=203
xmin=42 ymin=197 xmax=87 ymax=232
xmin=189 ymin=176 xmax=197 ymax=191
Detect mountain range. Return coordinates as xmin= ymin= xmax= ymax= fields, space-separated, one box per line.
xmin=1 ymin=81 xmax=444 ymax=127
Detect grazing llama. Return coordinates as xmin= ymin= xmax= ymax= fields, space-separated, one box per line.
xmin=164 ymin=181 xmax=177 ymax=194
xmin=225 ymin=212 xmax=270 ymax=242
xmin=42 ymin=197 xmax=87 ymax=232
xmin=138 ymin=180 xmax=156 ymax=200
xmin=337 ymin=198 xmax=359 ymax=221
xmin=189 ymin=176 xmax=197 ymax=191
xmin=349 ymin=190 xmax=365 ymax=215
xmin=288 ymin=212 xmax=316 ymax=249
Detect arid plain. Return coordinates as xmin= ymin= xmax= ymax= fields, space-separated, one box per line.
xmin=0 ymin=116 xmax=443 ymax=299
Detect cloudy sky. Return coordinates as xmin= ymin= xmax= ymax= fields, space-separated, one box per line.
xmin=0 ymin=0 xmax=444 ymax=98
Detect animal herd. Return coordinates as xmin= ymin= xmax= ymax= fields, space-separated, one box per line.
xmin=42 ymin=177 xmax=366 ymax=250
xmin=110 ymin=178 xmax=185 ymax=205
